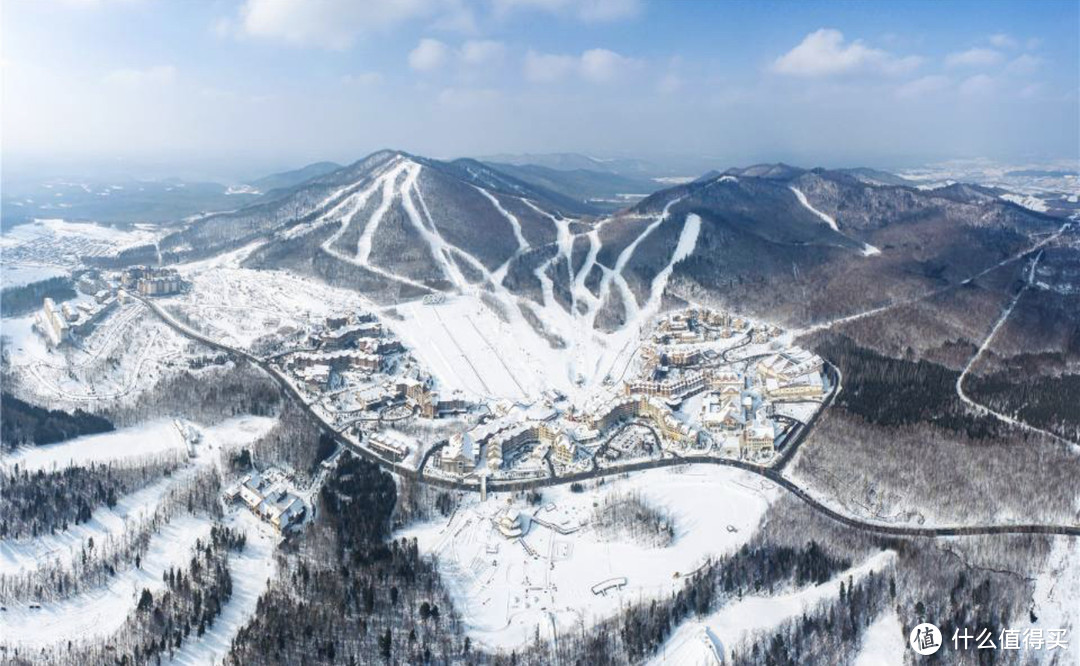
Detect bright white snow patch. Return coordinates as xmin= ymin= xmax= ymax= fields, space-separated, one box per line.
xmin=1000 ymin=193 xmax=1049 ymax=213
xmin=650 ymin=550 xmax=896 ymax=665
xmin=400 ymin=466 xmax=777 ymax=651
xmin=853 ymin=610 xmax=905 ymax=666
xmin=789 ymin=186 xmax=839 ymax=231
xmin=166 ymin=511 xmax=279 ymax=666
xmin=1 ymin=420 xmax=186 ymax=473
xmin=0 ymin=514 xmax=214 ymax=648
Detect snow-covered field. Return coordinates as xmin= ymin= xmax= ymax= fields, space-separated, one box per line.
xmin=399 ymin=466 xmax=778 ymax=651
xmin=852 ymin=610 xmax=905 ymax=666
xmin=6 ymin=301 xmax=196 ymax=408
xmin=0 ymin=416 xmax=276 ymax=578
xmin=1 ymin=514 xmax=215 ymax=647
xmin=650 ymin=550 xmax=896 ymax=665
xmin=166 ymin=510 xmax=279 ymax=666
xmin=1 ymin=419 xmax=186 ymax=473
xmin=166 ymin=267 xmax=371 ymax=352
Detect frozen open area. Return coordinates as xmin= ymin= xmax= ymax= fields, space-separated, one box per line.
xmin=650 ymin=550 xmax=896 ymax=665
xmin=5 ymin=301 xmax=197 ymax=409
xmin=400 ymin=466 xmax=778 ymax=651
xmin=0 ymin=514 xmax=215 ymax=648
xmin=1 ymin=419 xmax=186 ymax=473
xmin=166 ymin=510 xmax=279 ymax=666
xmin=166 ymin=266 xmax=371 ymax=353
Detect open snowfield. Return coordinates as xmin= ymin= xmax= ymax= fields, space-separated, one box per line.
xmin=166 ymin=510 xmax=279 ymax=666
xmin=0 ymin=263 xmax=68 ymax=288
xmin=166 ymin=266 xmax=370 ymax=352
xmin=0 ymin=513 xmax=215 ymax=648
xmin=649 ymin=550 xmax=896 ymax=665
xmin=0 ymin=416 xmax=276 ymax=578
xmin=853 ymin=610 xmax=905 ymax=666
xmin=399 ymin=466 xmax=778 ymax=651
xmin=1 ymin=419 xmax=186 ymax=473
xmin=7 ymin=301 xmax=196 ymax=408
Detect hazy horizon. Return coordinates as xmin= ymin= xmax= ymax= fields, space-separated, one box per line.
xmin=3 ymin=0 xmax=1079 ymax=182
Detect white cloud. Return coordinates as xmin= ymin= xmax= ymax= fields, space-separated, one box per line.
xmin=580 ymin=48 xmax=635 ymax=82
xmin=460 ymin=40 xmax=506 ymax=66
xmin=895 ymin=74 xmax=951 ymax=99
xmin=1006 ymin=53 xmax=1043 ymax=75
xmin=657 ymin=72 xmax=682 ymax=95
xmin=237 ymin=0 xmax=466 ymax=50
xmin=958 ymin=73 xmax=996 ymax=95
xmin=493 ymin=0 xmax=640 ymax=22
xmin=104 ymin=65 xmax=177 ymax=86
xmin=772 ymin=28 xmax=921 ymax=77
xmin=524 ymin=48 xmax=636 ymax=84
xmin=945 ymin=47 xmax=1004 ymax=68
xmin=524 ymin=50 xmax=578 ymax=83
xmin=988 ymin=33 xmax=1017 ymax=49
xmin=409 ymin=38 xmax=449 ymax=71
xmin=437 ymin=86 xmax=501 ymax=108
xmin=341 ymin=72 xmax=383 ymax=86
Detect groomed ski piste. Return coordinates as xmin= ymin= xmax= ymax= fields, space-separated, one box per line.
xmin=186 ymin=154 xmax=709 ymax=404
xmin=0 ymin=416 xmax=280 ymax=658
xmin=650 ymin=550 xmax=898 ymax=666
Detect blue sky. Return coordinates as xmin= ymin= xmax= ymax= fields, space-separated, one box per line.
xmin=3 ymin=0 xmax=1078 ymax=179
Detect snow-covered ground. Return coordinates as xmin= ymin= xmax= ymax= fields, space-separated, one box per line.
xmin=1000 ymin=193 xmax=1050 ymax=213
xmin=166 ymin=267 xmax=371 ymax=353
xmin=0 ymin=474 xmax=175 ymax=577
xmin=399 ymin=466 xmax=778 ymax=651
xmin=6 ymin=301 xmax=196 ymax=408
xmin=1 ymin=419 xmax=186 ymax=473
xmin=853 ymin=610 xmax=905 ymax=666
xmin=648 ymin=550 xmax=896 ymax=665
xmin=0 ymin=263 xmax=68 ymax=288
xmin=0 ymin=416 xmax=276 ymax=578
xmin=166 ymin=510 xmax=279 ymax=666
xmin=0 ymin=514 xmax=215 ymax=648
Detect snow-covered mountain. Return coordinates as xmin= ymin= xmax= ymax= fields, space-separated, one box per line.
xmin=136 ymin=150 xmax=1066 ymax=336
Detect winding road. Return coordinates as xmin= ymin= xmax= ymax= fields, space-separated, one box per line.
xmin=133 ymin=292 xmax=1080 ymax=540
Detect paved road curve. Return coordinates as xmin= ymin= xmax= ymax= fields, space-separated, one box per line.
xmin=136 ymin=294 xmax=1080 ymax=540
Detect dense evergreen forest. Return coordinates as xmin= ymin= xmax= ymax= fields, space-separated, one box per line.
xmin=815 ymin=334 xmax=1004 ymax=439
xmin=968 ymin=369 xmax=1080 ymax=440
xmin=0 ymin=277 xmax=76 ymax=317
xmin=0 ymin=458 xmax=182 ymax=539
xmin=0 ymin=392 xmax=115 ymax=449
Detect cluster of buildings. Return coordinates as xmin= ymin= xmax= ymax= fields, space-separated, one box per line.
xmin=424 ymin=307 xmax=827 ymax=479
xmin=225 ymin=468 xmax=306 ymax=533
xmin=434 ymin=403 xmax=578 ymax=476
xmin=277 ymin=304 xmax=826 ymax=482
xmin=35 ymin=293 xmax=118 ymax=347
xmin=121 ymin=266 xmax=187 ymax=296
xmin=286 ymin=313 xmax=404 ymax=391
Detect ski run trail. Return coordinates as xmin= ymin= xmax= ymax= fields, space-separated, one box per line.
xmin=287 ymin=155 xmax=709 ymax=400
xmin=0 ymin=417 xmax=281 ymax=660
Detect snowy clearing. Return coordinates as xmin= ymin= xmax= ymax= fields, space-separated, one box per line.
xmin=0 ymin=514 xmax=214 ymax=648
xmin=166 ymin=510 xmax=279 ymax=666
xmin=399 ymin=466 xmax=778 ymax=651
xmin=1 ymin=419 xmax=186 ymax=473
xmin=648 ymin=550 xmax=896 ymax=665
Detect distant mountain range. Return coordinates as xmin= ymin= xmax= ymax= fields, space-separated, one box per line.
xmin=99 ymin=151 xmax=1066 ymax=339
